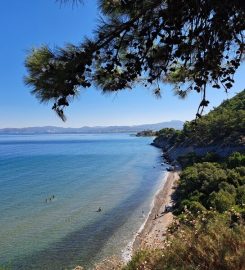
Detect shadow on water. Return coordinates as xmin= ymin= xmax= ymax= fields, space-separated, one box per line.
xmin=8 ymin=169 xmax=161 ymax=270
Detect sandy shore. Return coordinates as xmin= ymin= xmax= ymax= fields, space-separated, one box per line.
xmin=133 ymin=171 xmax=179 ymax=251
xmin=92 ymin=171 xmax=180 ymax=270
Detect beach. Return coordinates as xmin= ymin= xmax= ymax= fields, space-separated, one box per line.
xmin=133 ymin=170 xmax=179 ymax=251
xmin=93 ymin=170 xmax=180 ymax=270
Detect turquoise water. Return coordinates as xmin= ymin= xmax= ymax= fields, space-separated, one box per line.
xmin=0 ymin=134 xmax=165 ymax=269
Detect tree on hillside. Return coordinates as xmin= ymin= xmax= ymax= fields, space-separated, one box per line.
xmin=25 ymin=0 xmax=245 ymax=120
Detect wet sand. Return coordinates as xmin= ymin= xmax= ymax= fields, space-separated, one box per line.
xmin=90 ymin=171 xmax=180 ymax=270
xmin=133 ymin=171 xmax=179 ymax=250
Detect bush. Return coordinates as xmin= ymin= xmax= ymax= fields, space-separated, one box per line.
xmin=209 ymin=190 xmax=236 ymax=212
xmin=228 ymin=152 xmax=245 ymax=168
xmin=125 ymin=152 xmax=245 ymax=270
xmin=124 ymin=213 xmax=245 ymax=270
xmin=236 ymin=185 xmax=245 ymax=206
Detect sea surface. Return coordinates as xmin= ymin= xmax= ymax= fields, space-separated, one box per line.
xmin=0 ymin=133 xmax=166 ymax=269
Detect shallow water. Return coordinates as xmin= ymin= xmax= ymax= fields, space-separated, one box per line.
xmin=0 ymin=134 xmax=166 ymax=269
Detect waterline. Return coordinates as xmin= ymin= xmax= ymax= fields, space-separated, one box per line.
xmin=0 ymin=134 xmax=164 ymax=269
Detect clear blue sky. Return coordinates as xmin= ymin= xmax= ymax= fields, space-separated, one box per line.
xmin=0 ymin=0 xmax=244 ymax=128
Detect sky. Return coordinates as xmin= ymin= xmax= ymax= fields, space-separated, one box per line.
xmin=0 ymin=0 xmax=244 ymax=128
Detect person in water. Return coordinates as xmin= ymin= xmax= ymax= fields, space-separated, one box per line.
xmin=97 ymin=207 xmax=102 ymax=212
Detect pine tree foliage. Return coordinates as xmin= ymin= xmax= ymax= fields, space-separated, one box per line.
xmin=25 ymin=0 xmax=245 ymax=120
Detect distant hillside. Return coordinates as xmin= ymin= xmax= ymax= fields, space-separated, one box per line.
xmin=0 ymin=120 xmax=183 ymax=135
xmin=153 ymin=90 xmax=245 ymax=157
xmin=181 ymin=90 xmax=245 ymax=147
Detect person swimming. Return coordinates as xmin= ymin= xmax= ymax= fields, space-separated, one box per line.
xmin=96 ymin=207 xmax=102 ymax=212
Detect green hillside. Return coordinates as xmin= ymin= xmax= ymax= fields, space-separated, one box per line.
xmin=124 ymin=91 xmax=245 ymax=270
xmin=156 ymin=90 xmax=245 ymax=147
xmin=124 ymin=152 xmax=245 ymax=270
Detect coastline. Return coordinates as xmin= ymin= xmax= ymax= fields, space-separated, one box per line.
xmin=92 ymin=168 xmax=180 ymax=269
xmin=121 ymin=171 xmax=169 ymax=262
xmin=132 ymin=170 xmax=179 ymax=251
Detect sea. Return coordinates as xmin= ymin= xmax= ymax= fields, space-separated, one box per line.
xmin=0 ymin=133 xmax=167 ymax=269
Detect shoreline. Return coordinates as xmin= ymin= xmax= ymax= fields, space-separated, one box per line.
xmin=93 ymin=169 xmax=180 ymax=269
xmin=132 ymin=170 xmax=179 ymax=251
xmin=94 ymin=166 xmax=180 ymax=269
xmin=121 ymin=171 xmax=169 ymax=262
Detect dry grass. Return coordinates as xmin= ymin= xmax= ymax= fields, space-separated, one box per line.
xmin=123 ymin=211 xmax=245 ymax=270
xmin=93 ymin=256 xmax=123 ymax=270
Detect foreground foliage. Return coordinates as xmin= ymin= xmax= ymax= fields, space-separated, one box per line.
xmin=127 ymin=91 xmax=245 ymax=270
xmin=25 ymin=0 xmax=245 ymax=120
xmin=124 ymin=152 xmax=245 ymax=270
xmin=124 ymin=211 xmax=245 ymax=270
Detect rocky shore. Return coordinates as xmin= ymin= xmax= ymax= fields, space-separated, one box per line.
xmin=152 ymin=136 xmax=245 ymax=160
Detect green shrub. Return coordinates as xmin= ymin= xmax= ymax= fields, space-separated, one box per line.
xmin=236 ymin=185 xmax=245 ymax=206
xmin=228 ymin=152 xmax=245 ymax=168
xmin=124 ymin=213 xmax=245 ymax=270
xmin=209 ymin=190 xmax=236 ymax=212
xmin=125 ymin=151 xmax=245 ymax=270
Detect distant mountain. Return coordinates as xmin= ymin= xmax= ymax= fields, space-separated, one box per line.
xmin=0 ymin=120 xmax=183 ymax=135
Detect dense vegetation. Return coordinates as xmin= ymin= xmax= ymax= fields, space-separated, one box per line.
xmin=175 ymin=152 xmax=245 ymax=214
xmin=136 ymin=130 xmax=156 ymax=137
xmin=155 ymin=90 xmax=245 ymax=147
xmin=155 ymin=127 xmax=182 ymax=145
xmin=124 ymin=211 xmax=245 ymax=270
xmin=125 ymin=92 xmax=245 ymax=270
xmin=124 ymin=152 xmax=245 ymax=270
